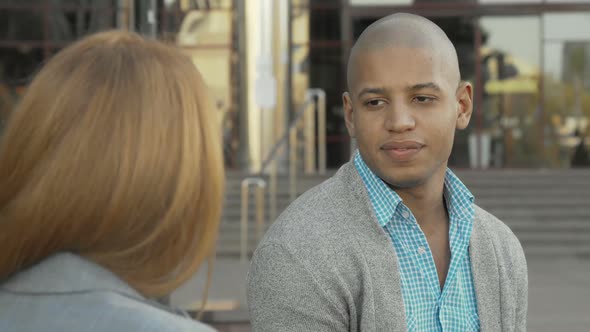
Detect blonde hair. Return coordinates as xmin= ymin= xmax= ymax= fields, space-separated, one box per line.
xmin=0 ymin=31 xmax=224 ymax=297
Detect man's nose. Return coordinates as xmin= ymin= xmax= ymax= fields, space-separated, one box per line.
xmin=384 ymin=102 xmax=416 ymax=133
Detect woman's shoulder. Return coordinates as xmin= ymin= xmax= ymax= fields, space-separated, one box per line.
xmin=0 ymin=253 xmax=216 ymax=332
xmin=86 ymin=291 xmax=216 ymax=332
xmin=0 ymin=285 xmax=215 ymax=332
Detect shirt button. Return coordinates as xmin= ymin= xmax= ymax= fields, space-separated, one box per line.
xmin=418 ymin=246 xmax=426 ymax=255
xmin=401 ymin=210 xmax=410 ymax=219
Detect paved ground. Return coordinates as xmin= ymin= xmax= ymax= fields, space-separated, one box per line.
xmin=527 ymin=256 xmax=590 ymax=332
xmin=171 ymin=255 xmax=590 ymax=331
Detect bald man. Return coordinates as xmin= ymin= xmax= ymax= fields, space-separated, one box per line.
xmin=248 ymin=14 xmax=527 ymax=332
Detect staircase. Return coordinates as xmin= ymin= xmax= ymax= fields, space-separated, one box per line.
xmin=217 ymin=168 xmax=590 ymax=258
xmin=459 ymin=169 xmax=590 ymax=258
xmin=217 ymin=170 xmax=331 ymax=256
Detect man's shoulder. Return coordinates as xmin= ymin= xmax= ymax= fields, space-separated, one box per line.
xmin=281 ymin=174 xmax=345 ymax=219
xmin=256 ymin=164 xmax=373 ymax=263
xmin=473 ymin=205 xmax=513 ymax=236
xmin=262 ymin=168 xmax=364 ymax=245
xmin=261 ymin=176 xmax=350 ymax=246
xmin=473 ymin=204 xmax=526 ymax=262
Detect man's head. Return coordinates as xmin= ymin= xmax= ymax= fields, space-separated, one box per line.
xmin=343 ymin=13 xmax=473 ymax=189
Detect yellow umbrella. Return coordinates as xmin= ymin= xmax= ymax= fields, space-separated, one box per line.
xmin=481 ymin=48 xmax=539 ymax=94
xmin=485 ymin=77 xmax=538 ymax=94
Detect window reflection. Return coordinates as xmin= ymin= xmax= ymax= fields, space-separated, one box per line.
xmin=542 ymin=13 xmax=590 ymax=167
xmin=479 ymin=16 xmax=542 ymax=168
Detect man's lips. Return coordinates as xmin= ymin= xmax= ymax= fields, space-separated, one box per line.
xmin=381 ymin=141 xmax=425 ymax=160
xmin=381 ymin=141 xmax=425 ymax=150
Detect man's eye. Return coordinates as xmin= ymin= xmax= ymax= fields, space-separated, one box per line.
xmin=414 ymin=96 xmax=435 ymax=103
xmin=366 ymin=100 xmax=386 ymax=107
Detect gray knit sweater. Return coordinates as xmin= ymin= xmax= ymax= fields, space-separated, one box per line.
xmin=247 ymin=161 xmax=528 ymax=332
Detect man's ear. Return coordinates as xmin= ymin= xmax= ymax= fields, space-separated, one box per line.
xmin=456 ymin=82 xmax=473 ymax=130
xmin=343 ymin=92 xmax=356 ymax=138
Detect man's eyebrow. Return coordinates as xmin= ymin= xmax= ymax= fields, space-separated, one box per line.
xmin=357 ymin=87 xmax=387 ymax=99
xmin=406 ymin=82 xmax=441 ymax=92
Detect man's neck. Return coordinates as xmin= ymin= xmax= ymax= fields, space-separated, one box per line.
xmin=393 ymin=169 xmax=448 ymax=229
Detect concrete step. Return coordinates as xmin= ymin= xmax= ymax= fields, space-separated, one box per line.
xmin=222 ymin=191 xmax=588 ymax=202
xmin=490 ymin=208 xmax=590 ymax=216
xmin=227 ymin=169 xmax=590 ymax=178
xmin=475 ymin=198 xmax=590 ymax=207
xmin=490 ymin=215 xmax=590 ymax=223
xmin=215 ymin=231 xmax=590 ymax=257
xmin=221 ymin=209 xmax=590 ymax=224
xmin=522 ymin=245 xmax=590 ymax=258
xmin=515 ymin=232 xmax=590 ymax=245
xmin=221 ymin=212 xmax=590 ymax=223
xmin=218 ymin=219 xmax=590 ymax=231
xmin=507 ymin=220 xmax=590 ymax=231
xmin=221 ymin=207 xmax=291 ymax=217
xmin=215 ymin=243 xmax=590 ymax=258
xmin=226 ymin=168 xmax=590 ymax=175
xmin=471 ymin=188 xmax=589 ymax=193
xmin=223 ymin=187 xmax=588 ymax=197
xmin=217 ymin=221 xmax=590 ymax=234
xmin=215 ymin=240 xmax=590 ymax=259
xmin=455 ymin=169 xmax=590 ymax=177
xmin=225 ymin=176 xmax=590 ymax=187
xmin=226 ymin=169 xmax=590 ymax=184
xmin=217 ymin=235 xmax=589 ymax=248
xmin=216 ymin=239 xmax=260 ymax=251
xmin=221 ymin=205 xmax=590 ymax=219
xmin=461 ymin=177 xmax=590 ymax=183
xmin=226 ymin=174 xmax=590 ymax=188
xmin=224 ymin=187 xmax=589 ymax=199
xmin=215 ymin=227 xmax=590 ymax=241
xmin=216 ymin=222 xmax=270 ymax=234
xmin=219 ymin=169 xmax=590 ymax=258
xmin=222 ymin=200 xmax=590 ymax=212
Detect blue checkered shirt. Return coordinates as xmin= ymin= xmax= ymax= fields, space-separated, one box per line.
xmin=354 ymin=151 xmax=480 ymax=331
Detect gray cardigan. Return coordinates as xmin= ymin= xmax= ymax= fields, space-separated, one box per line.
xmin=247 ymin=161 xmax=528 ymax=331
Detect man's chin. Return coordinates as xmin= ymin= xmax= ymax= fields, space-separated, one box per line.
xmin=384 ymin=177 xmax=425 ymax=190
xmin=378 ymin=171 xmax=426 ymax=190
xmin=379 ymin=165 xmax=448 ymax=191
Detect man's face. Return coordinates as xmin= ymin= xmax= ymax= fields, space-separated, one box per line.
xmin=343 ymin=47 xmax=472 ymax=189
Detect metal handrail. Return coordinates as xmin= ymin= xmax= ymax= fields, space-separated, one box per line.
xmin=289 ymin=125 xmax=298 ymax=202
xmin=257 ymin=88 xmax=326 ymax=222
xmin=259 ymin=88 xmax=326 ymax=174
xmin=257 ymin=99 xmax=309 ymax=222
xmin=238 ymin=89 xmax=326 ymax=258
xmin=304 ymin=88 xmax=326 ymax=175
xmin=259 ymin=99 xmax=310 ymax=173
xmin=240 ymin=177 xmax=266 ymax=262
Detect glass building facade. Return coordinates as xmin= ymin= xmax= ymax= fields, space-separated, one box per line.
xmin=1 ymin=0 xmax=590 ymax=169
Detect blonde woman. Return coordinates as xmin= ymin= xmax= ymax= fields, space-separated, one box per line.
xmin=0 ymin=31 xmax=224 ymax=332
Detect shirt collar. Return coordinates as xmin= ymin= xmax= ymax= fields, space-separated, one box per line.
xmin=354 ymin=151 xmax=402 ymax=227
xmin=354 ymin=150 xmax=475 ymax=226
xmin=443 ymin=167 xmax=475 ymax=223
xmin=1 ymin=252 xmax=142 ymax=299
